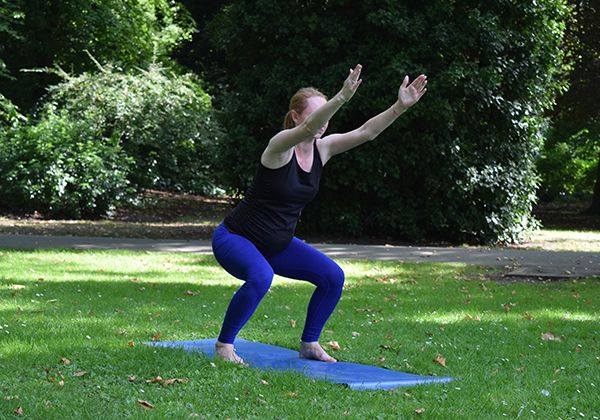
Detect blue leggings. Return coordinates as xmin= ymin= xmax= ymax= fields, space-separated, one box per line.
xmin=211 ymin=223 xmax=345 ymax=344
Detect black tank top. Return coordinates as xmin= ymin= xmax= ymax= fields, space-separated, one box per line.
xmin=224 ymin=142 xmax=323 ymax=256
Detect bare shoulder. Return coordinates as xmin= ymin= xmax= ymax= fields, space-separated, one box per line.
xmin=316 ymin=136 xmax=334 ymax=165
xmin=261 ymin=142 xmax=294 ymax=169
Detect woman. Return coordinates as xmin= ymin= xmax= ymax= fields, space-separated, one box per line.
xmin=212 ymin=64 xmax=427 ymax=364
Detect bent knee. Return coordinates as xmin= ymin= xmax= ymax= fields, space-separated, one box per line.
xmin=326 ymin=264 xmax=345 ymax=291
xmin=246 ymin=266 xmax=274 ymax=295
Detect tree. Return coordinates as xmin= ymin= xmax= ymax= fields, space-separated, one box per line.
xmin=206 ymin=0 xmax=570 ymax=244
xmin=0 ymin=0 xmax=195 ymax=111
xmin=561 ymin=1 xmax=600 ymax=213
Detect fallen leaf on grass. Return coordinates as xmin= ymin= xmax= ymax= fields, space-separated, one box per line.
xmin=72 ymin=371 xmax=87 ymax=377
xmin=502 ymin=303 xmax=516 ymax=312
xmin=596 ymin=356 xmax=600 ymax=364
xmin=9 ymin=284 xmax=26 ymax=290
xmin=44 ymin=368 xmax=65 ymax=384
xmin=290 ymin=319 xmax=296 ymax=328
xmin=4 ymin=396 xmax=18 ymax=400
xmin=61 ymin=358 xmax=71 ymax=365
xmin=185 ymin=290 xmax=198 ymax=296
xmin=116 ymin=329 xmax=125 ymax=335
xmin=128 ymin=375 xmax=136 ymax=382
xmin=162 ymin=378 xmax=189 ymax=386
xmin=14 ymin=406 xmax=23 ymax=415
xmin=376 ymin=356 xmax=386 ymax=364
xmin=260 ymin=379 xmax=269 ymax=385
xmin=151 ymin=332 xmax=161 ymax=341
xmin=523 ymin=312 xmax=534 ymax=320
xmin=415 ymin=408 xmax=425 ymax=414
xmin=516 ymin=366 xmax=526 ymax=373
xmin=351 ymin=331 xmax=360 ymax=337
xmin=541 ymin=332 xmax=563 ymax=342
xmin=137 ymin=400 xmax=154 ymax=409
xmin=377 ymin=276 xmax=398 ymax=284
xmin=328 ymin=341 xmax=341 ymax=351
xmin=145 ymin=376 xmax=189 ymax=386
xmin=129 ymin=341 xmax=135 ymax=347
xmin=286 ymin=392 xmax=299 ymax=397
xmin=434 ymin=354 xmax=446 ymax=368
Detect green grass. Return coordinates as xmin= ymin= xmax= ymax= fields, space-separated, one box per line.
xmin=520 ymin=229 xmax=600 ymax=252
xmin=0 ymin=249 xmax=598 ymax=419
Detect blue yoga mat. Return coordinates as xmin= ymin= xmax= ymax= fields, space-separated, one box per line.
xmin=144 ymin=338 xmax=453 ymax=390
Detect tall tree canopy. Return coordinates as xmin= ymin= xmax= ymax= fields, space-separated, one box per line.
xmin=0 ymin=0 xmax=195 ymax=110
xmin=205 ymin=0 xmax=570 ymax=244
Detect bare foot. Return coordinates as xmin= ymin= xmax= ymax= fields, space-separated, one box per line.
xmin=215 ymin=341 xmax=247 ymax=365
xmin=299 ymin=341 xmax=337 ymax=362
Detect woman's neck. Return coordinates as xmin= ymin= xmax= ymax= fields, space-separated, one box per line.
xmin=295 ymin=139 xmax=314 ymax=156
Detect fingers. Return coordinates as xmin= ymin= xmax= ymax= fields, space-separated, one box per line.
xmin=410 ymin=74 xmax=427 ymax=91
xmin=401 ymin=75 xmax=409 ymax=88
xmin=349 ymin=64 xmax=362 ymax=82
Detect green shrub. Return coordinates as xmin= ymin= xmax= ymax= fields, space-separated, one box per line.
xmin=537 ymin=128 xmax=599 ymax=200
xmin=0 ymin=108 xmax=133 ymax=218
xmin=0 ymin=92 xmax=26 ymax=129
xmin=207 ymin=0 xmax=570 ymax=244
xmin=45 ymin=62 xmax=223 ymax=194
xmin=0 ymin=0 xmax=195 ymax=110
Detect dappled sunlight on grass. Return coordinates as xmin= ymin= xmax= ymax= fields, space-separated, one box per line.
xmin=408 ymin=310 xmax=600 ymax=324
xmin=518 ymin=229 xmax=600 ymax=252
xmin=0 ymin=249 xmax=598 ymax=419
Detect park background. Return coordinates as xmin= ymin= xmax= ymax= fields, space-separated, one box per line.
xmin=0 ymin=1 xmax=599 ymax=419
xmin=0 ymin=0 xmax=598 ymax=245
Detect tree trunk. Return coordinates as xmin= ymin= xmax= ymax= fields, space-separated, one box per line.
xmin=588 ymin=153 xmax=600 ymax=214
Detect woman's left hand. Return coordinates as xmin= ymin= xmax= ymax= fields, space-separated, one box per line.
xmin=397 ymin=74 xmax=427 ymax=109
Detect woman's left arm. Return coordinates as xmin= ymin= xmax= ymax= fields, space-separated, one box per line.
xmin=317 ymin=74 xmax=427 ymax=164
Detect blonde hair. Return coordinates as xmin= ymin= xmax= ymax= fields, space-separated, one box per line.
xmin=283 ymin=87 xmax=327 ymax=129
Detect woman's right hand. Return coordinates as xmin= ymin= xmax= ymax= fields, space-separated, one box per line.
xmin=338 ymin=64 xmax=363 ymax=103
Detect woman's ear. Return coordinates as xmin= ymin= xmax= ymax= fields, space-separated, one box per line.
xmin=291 ymin=110 xmax=301 ymax=126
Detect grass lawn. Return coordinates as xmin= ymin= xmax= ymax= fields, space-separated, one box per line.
xmin=515 ymin=229 xmax=600 ymax=252
xmin=0 ymin=249 xmax=598 ymax=418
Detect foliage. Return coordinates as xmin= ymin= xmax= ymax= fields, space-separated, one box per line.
xmin=206 ymin=0 xmax=570 ymax=244
xmin=0 ymin=108 xmax=133 ymax=218
xmin=44 ymin=61 xmax=222 ymax=194
xmin=0 ymin=92 xmax=26 ymax=129
xmin=0 ymin=0 xmax=195 ymax=110
xmin=0 ymin=0 xmax=24 ymax=79
xmin=542 ymin=0 xmax=600 ymax=210
xmin=537 ymin=129 xmax=599 ymax=200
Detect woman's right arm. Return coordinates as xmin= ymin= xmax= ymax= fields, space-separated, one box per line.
xmin=264 ymin=64 xmax=363 ymax=155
